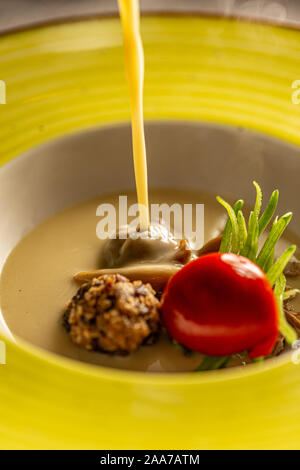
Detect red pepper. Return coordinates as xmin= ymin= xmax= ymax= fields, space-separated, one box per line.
xmin=161 ymin=252 xmax=279 ymax=358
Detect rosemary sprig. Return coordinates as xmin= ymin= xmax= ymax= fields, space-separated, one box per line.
xmin=253 ymin=181 xmax=262 ymax=219
xmin=274 ymin=274 xmax=297 ymax=345
xmin=240 ymin=211 xmax=259 ymax=261
xmin=266 ymin=245 xmax=296 ymax=287
xmin=217 ymin=197 xmax=240 ymax=254
xmin=237 ymin=210 xmax=247 ymax=252
xmin=256 ymin=213 xmax=293 ymax=270
xmin=258 ymin=190 xmax=279 ymax=236
xmin=219 ymin=199 xmax=244 ymax=253
xmin=195 ymin=355 xmax=230 ymax=371
xmin=264 ymin=246 xmax=275 ymax=273
xmin=196 ymin=182 xmax=297 ymax=371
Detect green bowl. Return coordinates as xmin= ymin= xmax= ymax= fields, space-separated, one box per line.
xmin=1 ymin=14 xmax=300 ymax=449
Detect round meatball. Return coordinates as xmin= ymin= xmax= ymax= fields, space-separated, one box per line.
xmin=64 ymin=274 xmax=161 ymax=354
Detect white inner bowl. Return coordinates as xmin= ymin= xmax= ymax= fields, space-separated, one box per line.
xmin=1 ymin=121 xmax=299 ymax=342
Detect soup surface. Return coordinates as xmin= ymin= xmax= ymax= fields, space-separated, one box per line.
xmin=0 ymin=188 xmax=222 ymax=371
xmin=1 ymin=187 xmax=299 ymax=371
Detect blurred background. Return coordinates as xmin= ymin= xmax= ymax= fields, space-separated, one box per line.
xmin=0 ymin=0 xmax=299 ymax=32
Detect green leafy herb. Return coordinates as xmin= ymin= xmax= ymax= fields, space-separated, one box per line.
xmin=237 ymin=210 xmax=247 ymax=252
xmin=240 ymin=211 xmax=259 ymax=261
xmin=195 ymin=355 xmax=230 ymax=371
xmin=253 ymin=181 xmax=262 ymax=219
xmin=266 ymin=245 xmax=296 ymax=287
xmin=258 ymin=190 xmax=278 ymax=236
xmin=274 ymin=274 xmax=297 ymax=345
xmin=217 ymin=197 xmax=240 ymax=254
xmin=196 ymin=182 xmax=298 ymax=371
xmin=256 ymin=213 xmax=293 ymax=270
xmin=219 ymin=199 xmax=243 ymax=253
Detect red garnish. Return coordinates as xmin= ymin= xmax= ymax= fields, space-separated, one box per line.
xmin=161 ymin=252 xmax=279 ymax=358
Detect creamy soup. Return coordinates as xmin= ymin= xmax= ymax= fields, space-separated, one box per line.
xmin=0 ymin=190 xmax=299 ymax=371
xmin=1 ymin=188 xmax=299 ymax=371
xmin=0 ymin=188 xmax=228 ymax=371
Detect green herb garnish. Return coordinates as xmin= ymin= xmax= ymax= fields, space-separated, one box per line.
xmin=195 ymin=355 xmax=230 ymax=371
xmin=274 ymin=274 xmax=297 ymax=345
xmin=196 ymin=182 xmax=297 ymax=371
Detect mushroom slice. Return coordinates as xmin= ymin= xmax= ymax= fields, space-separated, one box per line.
xmin=197 ymin=234 xmax=222 ymax=257
xmin=74 ymin=264 xmax=180 ymax=292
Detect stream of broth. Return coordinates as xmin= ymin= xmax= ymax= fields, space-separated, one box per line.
xmin=118 ymin=0 xmax=149 ymax=230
